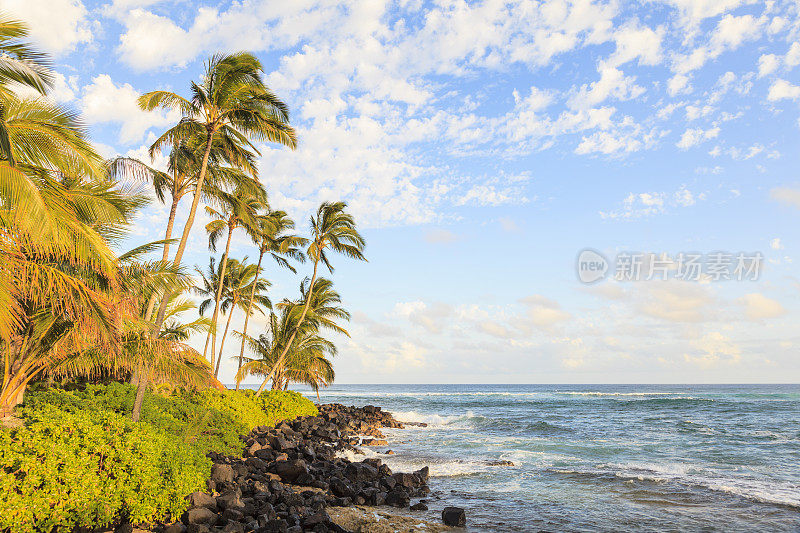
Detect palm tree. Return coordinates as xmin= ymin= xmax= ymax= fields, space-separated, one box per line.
xmin=106 ymin=134 xmax=258 ymax=322
xmin=134 ymin=53 xmax=294 ymax=418
xmin=212 ymin=258 xmax=271 ymax=378
xmin=138 ymin=51 xmax=296 ymax=302
xmin=195 ymin=256 xmax=222 ymax=360
xmin=235 ymin=210 xmax=307 ymax=389
xmin=204 ymin=186 xmax=265 ymax=370
xmin=239 ymin=278 xmax=348 ymax=395
xmin=0 ymin=175 xmax=145 ymax=416
xmin=253 ymin=202 xmax=365 ymax=396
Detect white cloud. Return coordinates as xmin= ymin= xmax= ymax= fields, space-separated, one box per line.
xmin=1 ymin=0 xmax=92 ymax=55
xmin=639 ymin=281 xmax=716 ymax=323
xmin=568 ymin=62 xmax=645 ymax=109
xmin=767 ymin=79 xmax=800 ymax=101
xmin=80 ymin=74 xmax=180 ymax=144
xmin=676 ymin=127 xmax=720 ymax=149
xmin=667 ymin=74 xmax=691 ymax=96
xmin=685 ymin=331 xmax=741 ymax=367
xmin=737 ymin=293 xmax=787 ymax=320
xmin=758 ymin=54 xmax=780 ymax=77
xmin=785 ymin=42 xmax=800 ymax=68
xmin=673 ymin=14 xmax=764 ymax=75
xmin=519 ymin=295 xmax=571 ymax=329
xmin=770 ymin=238 xmax=784 ymax=250
xmin=770 ymin=186 xmax=800 ymax=208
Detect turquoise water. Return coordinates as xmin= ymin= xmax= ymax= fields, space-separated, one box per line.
xmin=297 ymin=384 xmax=800 ymax=532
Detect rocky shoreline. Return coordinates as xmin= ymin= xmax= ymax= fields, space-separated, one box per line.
xmin=153 ymin=403 xmax=464 ymax=533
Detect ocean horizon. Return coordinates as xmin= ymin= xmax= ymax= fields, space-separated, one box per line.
xmin=245 ymin=383 xmax=800 ymax=532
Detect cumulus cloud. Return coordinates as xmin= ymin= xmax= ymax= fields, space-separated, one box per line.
xmin=768 ymin=79 xmax=800 ymax=101
xmin=738 ymin=293 xmax=787 ymax=320
xmin=80 ymin=74 xmax=180 ymax=144
xmin=676 ymin=127 xmax=720 ymax=149
xmin=2 ymin=0 xmax=93 ymax=55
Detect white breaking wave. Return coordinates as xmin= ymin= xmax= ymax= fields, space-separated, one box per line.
xmin=388 ymin=410 xmax=469 ymax=427
xmin=592 ymin=462 xmax=800 ymax=509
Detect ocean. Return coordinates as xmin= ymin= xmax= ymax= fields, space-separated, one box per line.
xmin=291 ymin=384 xmax=800 ymax=532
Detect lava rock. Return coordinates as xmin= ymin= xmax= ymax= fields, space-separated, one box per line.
xmin=210 ymin=464 xmax=235 ymax=484
xmin=182 ymin=507 xmax=218 ymax=526
xmin=442 ymin=506 xmax=466 ymax=527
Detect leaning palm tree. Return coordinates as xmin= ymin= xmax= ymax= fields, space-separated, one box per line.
xmin=0 ymin=175 xmax=145 ymax=416
xmin=107 ymin=134 xmax=259 ymax=322
xmin=138 ymin=51 xmax=296 ymax=306
xmin=204 ymin=186 xmax=265 ymax=369
xmin=253 ymin=202 xmax=365 ymax=396
xmin=237 ymin=326 xmax=336 ymax=399
xmin=134 ymin=53 xmax=294 ymax=417
xmin=235 ymin=210 xmax=307 ymax=389
xmin=212 ymin=258 xmax=271 ymax=378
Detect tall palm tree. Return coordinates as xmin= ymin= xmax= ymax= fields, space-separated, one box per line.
xmin=235 ymin=210 xmax=307 ymax=389
xmin=134 ymin=52 xmax=294 ymax=418
xmin=107 ymin=134 xmax=259 ymax=322
xmin=212 ymin=258 xmax=271 ymax=378
xmin=138 ymin=51 xmax=296 ymax=305
xmin=253 ymin=202 xmax=365 ymax=396
xmin=256 ymin=202 xmax=366 ymax=395
xmin=204 ymin=186 xmax=265 ymax=370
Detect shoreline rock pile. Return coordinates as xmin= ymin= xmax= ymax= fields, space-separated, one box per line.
xmin=165 ymin=404 xmax=444 ymax=533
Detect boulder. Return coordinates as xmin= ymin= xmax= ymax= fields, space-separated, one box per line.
xmin=182 ymin=507 xmax=218 ymax=526
xmin=344 ymin=462 xmax=379 ymax=483
xmin=385 ymin=489 xmax=410 ymax=508
xmin=410 ymin=502 xmax=428 ymax=511
xmin=302 ymin=509 xmax=330 ymax=527
xmin=210 ymin=463 xmax=235 ymax=484
xmin=442 ymin=507 xmax=466 ymax=527
xmin=187 ymin=491 xmax=217 ymax=510
xmin=217 ymin=490 xmax=244 ymax=510
xmin=274 ymin=459 xmax=308 ymax=483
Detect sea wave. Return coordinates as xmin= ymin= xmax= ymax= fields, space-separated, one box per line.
xmin=336 ymin=447 xmax=497 ymax=478
xmin=548 ymin=462 xmax=800 ymax=509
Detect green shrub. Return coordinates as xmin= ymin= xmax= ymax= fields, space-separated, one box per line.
xmin=1 ymin=384 xmax=319 ymax=531
xmin=245 ymin=389 xmax=318 ymax=425
xmin=0 ymin=404 xmax=208 ymax=532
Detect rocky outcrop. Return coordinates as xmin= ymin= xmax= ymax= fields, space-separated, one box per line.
xmin=163 ymin=404 xmax=436 ymax=533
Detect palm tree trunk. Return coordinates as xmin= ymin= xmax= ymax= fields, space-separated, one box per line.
xmin=144 ymin=190 xmax=180 ymax=322
xmin=214 ymin=303 xmax=235 ymax=378
xmin=202 ymin=330 xmax=212 ymax=360
xmin=132 ymin=131 xmax=214 ymax=422
xmin=132 ymin=189 xmax=181 ymax=387
xmin=255 ymin=259 xmax=319 ymax=396
xmin=235 ymin=249 xmax=265 ymax=390
xmin=209 ymin=224 xmax=234 ymax=373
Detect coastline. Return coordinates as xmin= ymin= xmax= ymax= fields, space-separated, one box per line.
xmin=167 ymin=402 xmax=463 ymax=532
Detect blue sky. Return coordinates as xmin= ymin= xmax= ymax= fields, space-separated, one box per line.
xmin=5 ymin=0 xmax=800 ymax=384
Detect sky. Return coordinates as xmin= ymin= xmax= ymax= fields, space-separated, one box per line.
xmin=4 ymin=0 xmax=800 ymax=384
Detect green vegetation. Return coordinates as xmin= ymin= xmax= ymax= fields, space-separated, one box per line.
xmin=0 ymin=383 xmax=317 ymax=531
xmin=0 ymin=13 xmax=356 ymax=531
